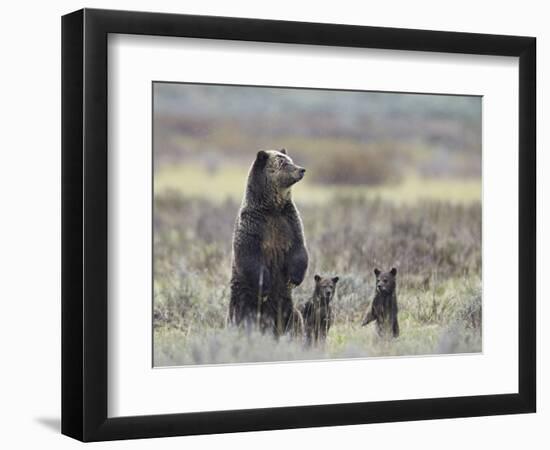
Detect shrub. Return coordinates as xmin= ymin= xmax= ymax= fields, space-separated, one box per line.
xmin=310 ymin=148 xmax=402 ymax=186
xmin=152 ymin=191 xmax=482 ymax=365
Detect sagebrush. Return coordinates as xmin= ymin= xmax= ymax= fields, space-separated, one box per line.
xmin=153 ymin=193 xmax=481 ymax=366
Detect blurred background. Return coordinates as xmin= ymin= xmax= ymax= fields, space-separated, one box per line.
xmin=153 ymin=83 xmax=482 ymax=366
xmin=154 ymin=83 xmax=481 ymax=202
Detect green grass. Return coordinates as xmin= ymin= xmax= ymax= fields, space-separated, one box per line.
xmin=154 ymin=163 xmax=481 ymax=205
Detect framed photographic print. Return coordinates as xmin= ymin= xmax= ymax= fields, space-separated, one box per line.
xmin=61 ymin=8 xmax=536 ymax=442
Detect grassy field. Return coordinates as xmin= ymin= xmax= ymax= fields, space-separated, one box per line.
xmin=153 ymin=173 xmax=482 ymax=366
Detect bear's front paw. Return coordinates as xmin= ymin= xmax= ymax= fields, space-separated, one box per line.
xmin=288 ymin=272 xmax=305 ymax=287
xmin=288 ymin=249 xmax=308 ymax=286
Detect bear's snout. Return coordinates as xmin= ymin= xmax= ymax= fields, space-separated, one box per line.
xmin=297 ymin=167 xmax=306 ymax=179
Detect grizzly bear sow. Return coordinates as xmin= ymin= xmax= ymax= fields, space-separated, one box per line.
xmin=362 ymin=268 xmax=400 ymax=338
xmin=229 ymin=149 xmax=308 ymax=336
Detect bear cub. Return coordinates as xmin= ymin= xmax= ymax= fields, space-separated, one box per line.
xmin=362 ymin=267 xmax=400 ymax=338
xmin=302 ymin=275 xmax=339 ymax=345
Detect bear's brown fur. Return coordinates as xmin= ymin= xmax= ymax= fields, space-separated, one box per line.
xmin=302 ymin=275 xmax=339 ymax=345
xmin=228 ymin=149 xmax=308 ymax=336
xmin=362 ymin=267 xmax=400 ymax=338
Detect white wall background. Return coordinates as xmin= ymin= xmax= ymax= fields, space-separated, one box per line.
xmin=0 ymin=0 xmax=545 ymax=448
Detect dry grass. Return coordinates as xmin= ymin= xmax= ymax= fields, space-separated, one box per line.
xmin=153 ymin=193 xmax=481 ymax=366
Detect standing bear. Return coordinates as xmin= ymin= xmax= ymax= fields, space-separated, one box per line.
xmin=362 ymin=267 xmax=400 ymax=338
xmin=229 ymin=148 xmax=309 ymax=336
xmin=302 ymin=274 xmax=339 ymax=346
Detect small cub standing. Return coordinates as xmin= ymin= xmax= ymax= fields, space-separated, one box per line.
xmin=362 ymin=268 xmax=400 ymax=338
xmin=302 ymin=275 xmax=339 ymax=345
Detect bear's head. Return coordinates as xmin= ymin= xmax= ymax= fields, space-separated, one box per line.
xmin=314 ymin=274 xmax=339 ymax=303
xmin=252 ymin=148 xmax=306 ymax=193
xmin=374 ymin=267 xmax=397 ymax=295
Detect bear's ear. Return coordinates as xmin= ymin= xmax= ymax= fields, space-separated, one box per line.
xmin=256 ymin=150 xmax=269 ymax=162
xmin=255 ymin=150 xmax=269 ymax=169
xmin=374 ymin=268 xmax=381 ymax=277
xmin=314 ymin=274 xmax=321 ymax=283
xmin=390 ymin=267 xmax=397 ymax=276
xmin=279 ymin=147 xmax=287 ymax=155
xmin=332 ymin=276 xmax=339 ymax=284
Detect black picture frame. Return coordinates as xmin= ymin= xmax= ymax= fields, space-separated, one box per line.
xmin=61 ymin=8 xmax=536 ymax=442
